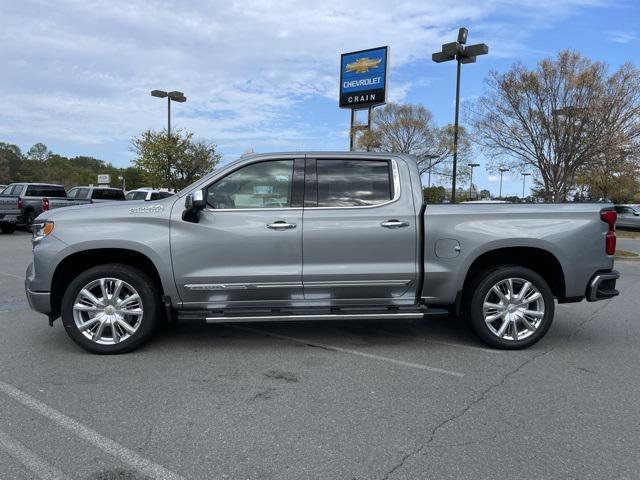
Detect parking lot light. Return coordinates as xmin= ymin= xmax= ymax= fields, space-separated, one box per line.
xmin=151 ymin=89 xmax=187 ymax=188
xmin=432 ymin=27 xmax=489 ymax=203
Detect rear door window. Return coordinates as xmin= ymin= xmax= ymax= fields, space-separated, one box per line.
xmin=315 ymin=159 xmax=393 ymax=207
xmin=125 ymin=191 xmax=148 ymax=200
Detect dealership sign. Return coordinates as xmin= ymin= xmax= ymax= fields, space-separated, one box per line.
xmin=340 ymin=46 xmax=388 ymax=109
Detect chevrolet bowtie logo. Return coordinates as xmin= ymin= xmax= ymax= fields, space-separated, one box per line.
xmin=345 ymin=57 xmax=382 ymax=74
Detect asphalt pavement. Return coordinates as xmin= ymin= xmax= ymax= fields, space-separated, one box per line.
xmin=1 ymin=230 xmax=639 ymax=480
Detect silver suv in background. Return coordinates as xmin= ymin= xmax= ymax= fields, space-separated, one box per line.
xmin=67 ymin=186 xmax=125 ymax=203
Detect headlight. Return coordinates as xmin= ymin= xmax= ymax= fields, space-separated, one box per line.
xmin=32 ymin=221 xmax=54 ymax=243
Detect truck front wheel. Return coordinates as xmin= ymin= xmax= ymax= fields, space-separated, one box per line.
xmin=61 ymin=263 xmax=161 ymax=354
xmin=467 ymin=265 xmax=554 ymax=349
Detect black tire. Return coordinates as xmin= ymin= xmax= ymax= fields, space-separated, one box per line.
xmin=22 ymin=210 xmax=35 ymax=226
xmin=61 ymin=263 xmax=161 ymax=354
xmin=0 ymin=223 xmax=15 ymax=234
xmin=466 ymin=265 xmax=554 ymax=349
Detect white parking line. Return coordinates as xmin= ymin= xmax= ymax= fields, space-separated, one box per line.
xmin=0 ymin=429 xmax=70 ymax=480
xmin=229 ymin=326 xmax=465 ymax=378
xmin=0 ymin=272 xmax=25 ymax=281
xmin=372 ymin=329 xmax=501 ymax=354
xmin=0 ymin=381 xmax=185 ymax=480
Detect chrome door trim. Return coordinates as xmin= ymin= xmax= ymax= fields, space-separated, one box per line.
xmin=304 ymin=280 xmax=411 ymax=288
xmin=185 ymin=282 xmax=303 ymax=291
xmin=185 ymin=279 xmax=411 ymax=291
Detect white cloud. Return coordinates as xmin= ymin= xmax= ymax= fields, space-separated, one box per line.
xmin=0 ymin=0 xmax=607 ymax=163
xmin=604 ymin=30 xmax=637 ymax=44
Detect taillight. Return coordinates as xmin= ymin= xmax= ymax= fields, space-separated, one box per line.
xmin=42 ymin=197 xmax=50 ymax=212
xmin=601 ymin=210 xmax=617 ymax=255
xmin=17 ymin=197 xmax=23 ymax=210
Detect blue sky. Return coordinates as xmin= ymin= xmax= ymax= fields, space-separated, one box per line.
xmin=1 ymin=0 xmax=638 ymax=196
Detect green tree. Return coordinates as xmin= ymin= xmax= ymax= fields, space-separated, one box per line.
xmin=0 ymin=142 xmax=23 ymax=184
xmin=423 ymin=186 xmax=446 ymax=204
xmin=131 ymin=129 xmax=221 ymax=191
xmin=26 ymin=142 xmax=51 ymax=162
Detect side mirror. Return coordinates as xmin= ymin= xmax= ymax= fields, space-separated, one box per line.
xmin=182 ymin=189 xmax=206 ymax=222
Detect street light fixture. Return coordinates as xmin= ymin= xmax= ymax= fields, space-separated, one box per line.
xmin=151 ymin=89 xmax=187 ymax=187
xmin=522 ymin=172 xmax=531 ymax=199
xmin=432 ymin=27 xmax=488 ymax=203
xmin=498 ymin=167 xmax=509 ymax=198
xmin=468 ymin=163 xmax=480 ymax=200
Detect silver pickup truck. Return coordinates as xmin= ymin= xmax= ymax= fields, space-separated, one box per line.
xmin=25 ymin=152 xmax=620 ymax=354
xmin=0 ymin=183 xmax=91 ymax=232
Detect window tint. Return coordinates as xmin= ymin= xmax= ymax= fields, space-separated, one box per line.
xmin=158 ymin=191 xmax=174 ymax=198
xmin=207 ymin=160 xmax=294 ymax=209
xmin=93 ymin=188 xmax=124 ymax=200
xmin=316 ymin=159 xmax=393 ymax=207
xmin=26 ymin=185 xmax=67 ymax=197
xmin=125 ymin=191 xmax=147 ymax=200
xmin=150 ymin=193 xmax=159 ymax=200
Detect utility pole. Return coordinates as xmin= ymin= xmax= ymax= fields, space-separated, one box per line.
xmin=499 ymin=167 xmax=509 ymax=198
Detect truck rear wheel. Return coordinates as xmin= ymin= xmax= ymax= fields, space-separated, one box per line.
xmin=0 ymin=223 xmax=15 ymax=234
xmin=467 ymin=265 xmax=554 ymax=349
xmin=61 ymin=263 xmax=161 ymax=354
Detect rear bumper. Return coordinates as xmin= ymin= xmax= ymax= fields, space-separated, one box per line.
xmin=0 ymin=214 xmax=19 ymax=223
xmin=586 ymin=270 xmax=620 ymax=302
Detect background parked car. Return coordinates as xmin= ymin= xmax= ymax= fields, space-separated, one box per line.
xmin=614 ymin=205 xmax=640 ymax=229
xmin=0 ymin=183 xmax=90 ymax=229
xmin=124 ymin=188 xmax=174 ymax=201
xmin=67 ymin=186 xmax=125 ymax=202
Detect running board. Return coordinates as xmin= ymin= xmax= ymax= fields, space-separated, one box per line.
xmin=177 ymin=307 xmax=449 ymax=324
xmin=204 ymin=312 xmax=424 ymax=323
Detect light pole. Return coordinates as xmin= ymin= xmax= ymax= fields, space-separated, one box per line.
xmin=522 ymin=172 xmax=531 ymax=199
xmin=432 ymin=28 xmax=488 ymax=203
xmin=151 ymin=90 xmax=187 ymax=188
xmin=498 ymin=167 xmax=509 ymax=198
xmin=421 ymin=154 xmax=440 ymax=187
xmin=468 ymin=162 xmax=480 ymax=200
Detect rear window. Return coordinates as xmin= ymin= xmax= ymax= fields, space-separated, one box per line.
xmin=92 ymin=188 xmax=125 ymax=200
xmin=316 ymin=159 xmax=393 ymax=207
xmin=125 ymin=191 xmax=148 ymax=201
xmin=26 ymin=185 xmax=67 ymax=197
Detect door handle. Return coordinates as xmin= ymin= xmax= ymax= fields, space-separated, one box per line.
xmin=381 ymin=220 xmax=409 ymax=228
xmin=266 ymin=221 xmax=296 ymax=230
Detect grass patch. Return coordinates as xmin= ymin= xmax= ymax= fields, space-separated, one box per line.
xmin=615 ymin=249 xmax=639 ymax=258
xmin=617 ymin=229 xmax=640 ymax=239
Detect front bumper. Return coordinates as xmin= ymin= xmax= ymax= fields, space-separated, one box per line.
xmin=25 ymin=262 xmax=52 ymax=314
xmin=586 ymin=270 xmax=620 ymax=302
xmin=25 ymin=283 xmax=52 ymax=314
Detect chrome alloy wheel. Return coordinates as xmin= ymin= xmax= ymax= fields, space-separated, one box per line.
xmin=482 ymin=277 xmax=545 ymax=341
xmin=72 ymin=278 xmax=143 ymax=345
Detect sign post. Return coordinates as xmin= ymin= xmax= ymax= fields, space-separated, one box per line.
xmin=339 ymin=46 xmax=388 ymax=151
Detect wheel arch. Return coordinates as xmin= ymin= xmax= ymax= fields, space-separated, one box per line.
xmin=462 ymin=246 xmax=566 ymax=303
xmin=50 ymin=248 xmax=165 ymax=318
